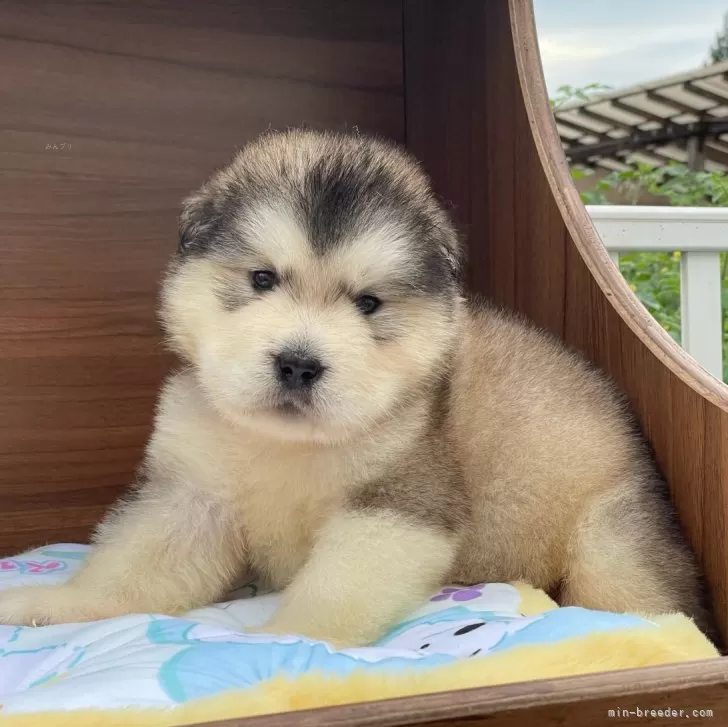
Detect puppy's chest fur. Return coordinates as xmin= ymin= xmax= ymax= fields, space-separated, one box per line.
xmin=152 ymin=373 xmax=414 ymax=589
xmin=237 ymin=448 xmax=354 ymax=588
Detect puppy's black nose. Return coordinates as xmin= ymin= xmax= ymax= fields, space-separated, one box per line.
xmin=276 ymin=352 xmax=323 ymax=389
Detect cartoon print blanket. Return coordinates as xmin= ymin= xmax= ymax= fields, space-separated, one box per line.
xmin=0 ymin=545 xmax=717 ymax=716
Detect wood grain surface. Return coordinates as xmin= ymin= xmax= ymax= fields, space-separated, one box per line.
xmin=3 ymin=1 xmax=728 ymax=725
xmin=0 ymin=0 xmax=403 ymax=553
xmin=405 ymin=0 xmax=728 ymax=645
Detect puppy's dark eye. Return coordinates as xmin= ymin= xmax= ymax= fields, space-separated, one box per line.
xmin=355 ymin=295 xmax=381 ymax=315
xmin=252 ymin=270 xmax=277 ymax=291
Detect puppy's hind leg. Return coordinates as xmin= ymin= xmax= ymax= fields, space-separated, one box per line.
xmin=561 ymin=478 xmax=715 ymax=639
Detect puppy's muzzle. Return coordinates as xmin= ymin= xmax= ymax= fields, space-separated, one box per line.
xmin=275 ymin=351 xmax=324 ymax=390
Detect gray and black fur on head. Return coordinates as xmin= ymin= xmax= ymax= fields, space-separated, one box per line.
xmin=177 ymin=129 xmax=463 ymax=290
xmin=161 ymin=128 xmax=465 ymax=443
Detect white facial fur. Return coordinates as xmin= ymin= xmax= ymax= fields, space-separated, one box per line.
xmin=161 ymin=202 xmax=460 ymax=445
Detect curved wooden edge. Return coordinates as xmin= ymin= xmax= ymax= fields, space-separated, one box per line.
xmin=201 ymin=659 xmax=728 ymax=727
xmin=404 ymin=0 xmax=728 ymax=646
xmin=505 ymin=0 xmax=728 ymax=645
xmin=508 ymin=0 xmax=728 ymax=412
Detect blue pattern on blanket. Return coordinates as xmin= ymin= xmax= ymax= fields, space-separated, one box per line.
xmin=0 ymin=545 xmax=660 ymax=713
xmin=157 ymin=639 xmax=455 ymax=702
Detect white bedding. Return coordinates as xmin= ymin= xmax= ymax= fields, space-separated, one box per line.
xmin=0 ymin=544 xmax=653 ymax=714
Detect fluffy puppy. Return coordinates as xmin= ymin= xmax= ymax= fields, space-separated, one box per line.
xmin=0 ymin=129 xmax=711 ymax=646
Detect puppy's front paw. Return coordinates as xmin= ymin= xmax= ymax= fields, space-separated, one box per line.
xmin=0 ymin=585 xmax=113 ymax=626
xmin=0 ymin=586 xmax=63 ymax=626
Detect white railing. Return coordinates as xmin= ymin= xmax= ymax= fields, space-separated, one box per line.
xmin=587 ymin=205 xmax=728 ymax=381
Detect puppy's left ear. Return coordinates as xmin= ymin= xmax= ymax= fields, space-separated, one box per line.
xmin=430 ymin=196 xmax=465 ymax=285
xmin=178 ymin=188 xmax=221 ymax=255
xmin=437 ymin=217 xmax=465 ymax=286
xmin=442 ymin=235 xmax=465 ymax=284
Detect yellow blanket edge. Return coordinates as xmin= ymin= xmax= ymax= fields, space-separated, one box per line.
xmin=0 ymin=612 xmax=716 ymax=726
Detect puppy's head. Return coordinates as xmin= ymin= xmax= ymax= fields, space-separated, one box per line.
xmin=161 ymin=129 xmax=463 ymax=443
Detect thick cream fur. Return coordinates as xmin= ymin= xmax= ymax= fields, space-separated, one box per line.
xmin=0 ymin=130 xmax=706 ymax=646
xmin=257 ymin=512 xmax=456 ymax=646
xmin=0 ymin=307 xmax=701 ymax=641
xmin=448 ymin=311 xmax=700 ymax=617
xmin=161 ymin=254 xmax=458 ymax=444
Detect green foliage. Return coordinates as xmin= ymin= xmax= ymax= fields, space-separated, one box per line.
xmin=590 ymin=162 xmax=728 ymax=207
xmin=570 ymin=167 xmax=609 ymax=205
xmin=550 ymin=83 xmax=611 ymax=109
xmin=617 ymin=251 xmax=682 ymax=343
xmin=550 ymin=83 xmax=728 ymax=380
xmin=709 ymin=11 xmax=728 ymax=63
xmin=581 ymin=165 xmax=728 ymax=381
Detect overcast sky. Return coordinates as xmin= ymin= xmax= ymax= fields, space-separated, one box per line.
xmin=534 ymin=0 xmax=727 ymax=94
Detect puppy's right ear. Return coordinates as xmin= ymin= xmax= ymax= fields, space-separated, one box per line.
xmin=178 ymin=189 xmax=220 ymax=255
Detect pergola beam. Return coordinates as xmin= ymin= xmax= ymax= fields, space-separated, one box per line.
xmin=565 ymin=120 xmax=728 ymax=165
xmin=555 ymin=63 xmax=728 ymax=172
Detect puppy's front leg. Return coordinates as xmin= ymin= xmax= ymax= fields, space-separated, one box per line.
xmin=0 ymin=482 xmax=246 ymax=626
xmin=260 ymin=511 xmax=457 ymax=647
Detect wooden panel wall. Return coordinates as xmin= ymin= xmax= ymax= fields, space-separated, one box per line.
xmin=0 ymin=0 xmax=404 ymax=553
xmin=404 ymin=0 xmax=728 ymax=642
xmin=2 ymin=1 xmax=728 ymax=725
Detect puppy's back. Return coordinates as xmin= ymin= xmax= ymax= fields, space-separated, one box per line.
xmin=449 ymin=302 xmax=635 ymax=496
xmin=448 ymin=303 xmax=712 ymax=637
